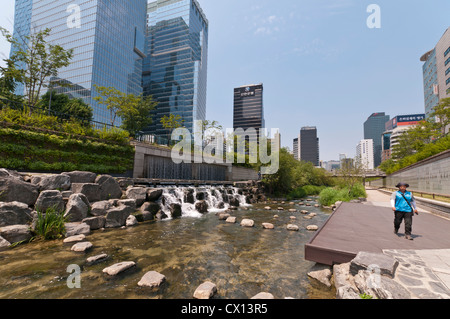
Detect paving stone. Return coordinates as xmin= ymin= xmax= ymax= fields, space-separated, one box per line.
xmin=397 ymin=274 xmax=423 ymax=287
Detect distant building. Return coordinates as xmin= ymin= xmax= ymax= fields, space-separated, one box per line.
xmin=233 ymin=84 xmax=265 ymax=145
xmin=293 ymin=137 xmax=300 ymax=160
xmin=420 ymin=27 xmax=450 ymax=119
xmin=364 ymin=113 xmax=390 ymax=168
xmin=296 ymin=127 xmax=319 ymax=166
xmin=356 ymin=139 xmax=374 ymax=170
xmin=381 ymin=114 xmax=426 ymax=162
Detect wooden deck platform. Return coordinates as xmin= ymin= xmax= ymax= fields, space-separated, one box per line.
xmin=305 ymin=202 xmax=450 ymax=266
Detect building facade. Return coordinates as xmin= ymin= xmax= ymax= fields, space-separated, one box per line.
xmin=356 ymin=139 xmax=374 ymax=170
xmin=421 ymin=27 xmax=450 ymax=119
xmin=381 ymin=113 xmax=425 ymax=162
xmin=11 ymin=0 xmax=148 ymax=125
xmin=142 ymin=0 xmax=209 ymax=139
xmin=364 ymin=112 xmax=390 ymax=168
xmin=233 ymin=84 xmax=265 ymax=144
xmin=298 ymin=126 xmax=319 ymax=166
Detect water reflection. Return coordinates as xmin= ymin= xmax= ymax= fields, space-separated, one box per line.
xmin=0 ymin=198 xmax=335 ymax=299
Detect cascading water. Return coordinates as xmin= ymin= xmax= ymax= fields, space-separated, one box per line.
xmin=158 ymin=186 xmax=251 ymax=219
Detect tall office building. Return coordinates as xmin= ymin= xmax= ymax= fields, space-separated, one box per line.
xmin=142 ymin=0 xmax=209 ymax=138
xmin=420 ymin=27 xmax=450 ymax=119
xmin=233 ymin=84 xmax=265 ymax=143
xmin=293 ymin=137 xmax=300 ymax=160
xmin=364 ymin=112 xmax=390 ymax=168
xmin=356 ymin=139 xmax=374 ymax=170
xmin=11 ymin=0 xmax=148 ymax=125
xmin=297 ymin=127 xmax=319 ymax=166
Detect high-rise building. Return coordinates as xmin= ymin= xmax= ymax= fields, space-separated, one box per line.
xmin=293 ymin=137 xmax=300 ymax=160
xmin=298 ymin=127 xmax=319 ymax=166
xmin=420 ymin=27 xmax=450 ymax=119
xmin=356 ymin=139 xmax=374 ymax=170
xmin=364 ymin=112 xmax=390 ymax=168
xmin=11 ymin=0 xmax=148 ymax=125
xmin=142 ymin=0 xmax=209 ymax=138
xmin=233 ymin=84 xmax=265 ymax=143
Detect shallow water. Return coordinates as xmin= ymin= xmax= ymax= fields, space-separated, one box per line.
xmin=0 ymin=198 xmax=335 ymax=299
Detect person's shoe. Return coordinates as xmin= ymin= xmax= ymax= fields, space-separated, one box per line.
xmin=405 ymin=235 xmax=413 ymax=240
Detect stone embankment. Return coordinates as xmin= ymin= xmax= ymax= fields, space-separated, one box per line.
xmin=0 ymin=168 xmax=271 ymax=250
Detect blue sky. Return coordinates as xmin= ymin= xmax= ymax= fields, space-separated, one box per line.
xmin=1 ymin=0 xmax=449 ymax=161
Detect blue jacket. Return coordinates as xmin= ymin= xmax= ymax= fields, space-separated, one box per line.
xmin=391 ymin=191 xmax=416 ymax=213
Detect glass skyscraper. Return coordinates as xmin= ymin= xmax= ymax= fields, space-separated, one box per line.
xmin=11 ymin=0 xmax=147 ymax=125
xmin=142 ymin=0 xmax=209 ymax=138
xmin=364 ymin=112 xmax=390 ymax=168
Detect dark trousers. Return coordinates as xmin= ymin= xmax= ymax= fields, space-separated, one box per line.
xmin=394 ymin=211 xmax=413 ymax=235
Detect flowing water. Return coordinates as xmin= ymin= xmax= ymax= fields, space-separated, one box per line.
xmin=0 ymin=189 xmax=335 ymax=299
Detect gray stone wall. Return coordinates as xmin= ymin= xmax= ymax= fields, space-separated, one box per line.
xmin=369 ymin=150 xmax=450 ymax=195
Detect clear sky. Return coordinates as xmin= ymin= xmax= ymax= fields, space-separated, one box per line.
xmin=1 ymin=0 xmax=449 ymax=161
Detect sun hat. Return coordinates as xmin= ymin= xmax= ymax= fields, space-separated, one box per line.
xmin=396 ymin=182 xmax=410 ymax=188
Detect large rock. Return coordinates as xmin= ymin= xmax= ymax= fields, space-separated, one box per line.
xmin=333 ymin=262 xmax=354 ymax=291
xmin=229 ymin=197 xmax=240 ymax=207
xmin=82 ymin=216 xmax=106 ymax=230
xmin=65 ymin=222 xmax=91 ymax=237
xmin=353 ymin=269 xmax=411 ymax=299
xmin=169 ymin=203 xmax=182 ymax=219
xmin=96 ymin=175 xmax=123 ymax=201
xmin=184 ymin=189 xmax=195 ymax=204
xmin=0 ymin=177 xmax=39 ymax=206
xmin=35 ymin=190 xmax=65 ymax=213
xmin=308 ymin=268 xmax=332 ymax=288
xmin=0 ymin=225 xmax=32 ymax=244
xmin=0 ymin=202 xmax=33 ymax=227
xmin=64 ymin=193 xmax=90 ymax=222
xmin=71 ymin=183 xmax=101 ymax=203
xmin=103 ymin=261 xmax=136 ymax=276
xmin=138 ymin=271 xmax=166 ymax=288
xmin=147 ymin=188 xmax=163 ymax=202
xmin=0 ymin=235 xmax=10 ymax=251
xmin=193 ymin=281 xmax=217 ymax=299
xmin=90 ymin=200 xmax=112 ymax=216
xmin=140 ymin=202 xmax=160 ymax=216
xmin=350 ymin=252 xmax=399 ymax=279
xmin=0 ymin=169 xmax=24 ymax=180
xmin=105 ymin=200 xmax=136 ymax=228
xmin=35 ymin=174 xmax=71 ymax=191
xmin=126 ymin=187 xmax=147 ymax=207
xmin=195 ymin=200 xmax=208 ymax=214
xmin=126 ymin=215 xmax=138 ymax=227
xmin=63 ymin=171 xmax=97 ymax=184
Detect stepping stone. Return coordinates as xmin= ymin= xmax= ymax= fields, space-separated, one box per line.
xmin=301 ymin=210 xmax=309 ymax=214
xmin=226 ymin=216 xmax=237 ymax=223
xmin=264 ymin=206 xmax=271 ymax=210
xmin=241 ymin=219 xmax=254 ymax=227
xmin=290 ymin=216 xmax=297 ymax=220
xmin=262 ymin=223 xmax=274 ymax=229
xmin=287 ymin=224 xmax=299 ymax=231
xmin=251 ymin=292 xmax=275 ymax=299
xmin=71 ymin=241 xmax=93 ymax=252
xmin=288 ymin=209 xmax=297 ymax=212
xmin=86 ymin=253 xmax=108 ymax=264
xmin=306 ymin=225 xmax=319 ymax=231
xmin=138 ymin=271 xmax=166 ymax=288
xmin=63 ymin=234 xmax=86 ymax=243
xmin=273 ymin=215 xmax=279 ymax=218
xmin=102 ymin=261 xmax=136 ymax=276
xmin=193 ymin=281 xmax=217 ymax=299
xmin=218 ymin=213 xmax=231 ymax=220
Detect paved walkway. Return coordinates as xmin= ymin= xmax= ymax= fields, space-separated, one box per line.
xmin=364 ymin=187 xmax=450 ymax=299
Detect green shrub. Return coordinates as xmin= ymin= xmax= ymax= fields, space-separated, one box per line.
xmin=287 ymin=187 xmax=307 ymax=200
xmin=319 ymin=183 xmax=366 ymax=206
xmin=33 ymin=208 xmax=67 ymax=240
xmin=303 ymin=185 xmax=327 ymax=195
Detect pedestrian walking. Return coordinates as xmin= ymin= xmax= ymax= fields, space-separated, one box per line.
xmin=390 ymin=182 xmax=419 ymax=240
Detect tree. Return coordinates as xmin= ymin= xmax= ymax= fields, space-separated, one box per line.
xmin=432 ymin=97 xmax=450 ymax=138
xmin=0 ymin=27 xmax=73 ymax=113
xmin=120 ymin=95 xmax=157 ymax=137
xmin=160 ymin=113 xmax=184 ymax=145
xmin=39 ymin=90 xmax=93 ymax=124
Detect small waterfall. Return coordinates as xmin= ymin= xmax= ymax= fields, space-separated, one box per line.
xmin=159 ymin=186 xmax=250 ymax=219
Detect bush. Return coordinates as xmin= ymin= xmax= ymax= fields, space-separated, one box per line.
xmin=319 ymin=183 xmax=366 ymax=206
xmin=33 ymin=208 xmax=67 ymax=240
xmin=287 ymin=187 xmax=307 ymax=200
